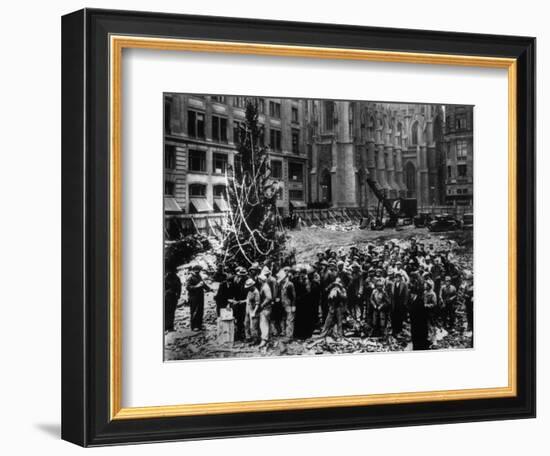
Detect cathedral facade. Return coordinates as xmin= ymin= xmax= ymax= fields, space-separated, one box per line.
xmin=305 ymin=100 xmax=450 ymax=211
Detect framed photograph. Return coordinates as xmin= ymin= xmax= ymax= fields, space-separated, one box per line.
xmin=61 ymin=8 xmax=535 ymax=446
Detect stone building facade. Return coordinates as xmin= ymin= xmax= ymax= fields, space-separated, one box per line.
xmin=305 ymin=101 xmax=449 ymax=211
xmin=164 ymin=94 xmax=473 ymax=217
xmin=443 ymin=105 xmax=474 ymax=206
xmin=164 ymin=94 xmax=307 ymax=215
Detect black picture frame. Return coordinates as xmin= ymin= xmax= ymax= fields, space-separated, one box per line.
xmin=62 ymin=8 xmax=535 ymax=447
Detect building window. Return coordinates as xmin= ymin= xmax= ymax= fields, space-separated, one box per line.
xmin=270 ymin=128 xmax=282 ymax=151
xmin=213 ymin=153 xmax=228 ymax=174
xmin=324 ymin=101 xmax=334 ymax=130
xmin=188 ymin=149 xmax=206 ymax=172
xmin=164 ymin=97 xmax=172 ymax=133
xmin=164 ymin=145 xmax=176 ymax=169
xmin=269 ymin=101 xmax=281 ymax=118
xmin=212 ymin=116 xmax=228 ymax=142
xmin=291 ymin=106 xmax=299 ymax=123
xmin=457 ymin=140 xmax=468 ymax=161
xmin=271 ymin=160 xmax=282 ymax=179
xmin=458 ymin=163 xmax=468 ymax=177
xmin=447 ymin=165 xmax=453 ymax=179
xmin=257 ymin=99 xmax=265 ymax=114
xmin=233 ymin=121 xmax=244 ymax=144
xmin=405 ymin=162 xmax=416 ymax=196
xmin=164 ymin=180 xmax=175 ymax=196
xmin=187 ymin=110 xmax=205 ymax=138
xmin=213 ymin=185 xmax=226 ymax=198
xmin=291 ymin=129 xmax=300 ymax=153
xmin=289 ymin=162 xmax=303 ymax=182
xmin=411 ymin=121 xmax=419 ymax=145
xmin=456 ymin=115 xmax=467 ymax=130
xmin=211 ymin=95 xmax=226 ymax=103
xmin=289 ymin=189 xmax=304 ymax=200
xmin=232 ymin=96 xmax=246 ymax=108
xmin=189 ymin=183 xmax=207 ymax=197
xmin=258 ymin=124 xmax=265 ymax=146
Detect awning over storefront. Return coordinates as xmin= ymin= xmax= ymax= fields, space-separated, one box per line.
xmin=164 ymin=197 xmax=182 ymax=213
xmin=290 ymin=200 xmax=307 ymax=209
xmin=214 ymin=198 xmax=230 ymax=212
xmin=190 ymin=198 xmax=213 ymax=213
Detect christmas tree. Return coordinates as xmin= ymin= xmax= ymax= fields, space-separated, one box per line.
xmin=221 ymin=99 xmax=287 ymax=267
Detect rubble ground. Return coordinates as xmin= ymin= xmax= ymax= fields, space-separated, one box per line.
xmin=164 ymin=226 xmax=473 ymax=361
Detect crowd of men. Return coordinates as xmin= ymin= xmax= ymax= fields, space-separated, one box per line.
xmin=165 ymin=237 xmax=474 ymax=351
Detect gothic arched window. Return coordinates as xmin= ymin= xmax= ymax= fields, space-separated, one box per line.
xmin=411 ymin=121 xmax=419 ymax=145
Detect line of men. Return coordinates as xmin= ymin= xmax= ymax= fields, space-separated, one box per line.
xmin=165 ymin=237 xmax=474 ymax=350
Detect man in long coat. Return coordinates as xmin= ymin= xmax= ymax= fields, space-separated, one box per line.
xmin=186 ymin=264 xmax=212 ymax=331
xmin=164 ymin=262 xmax=181 ymax=332
xmin=391 ymin=272 xmax=409 ymax=336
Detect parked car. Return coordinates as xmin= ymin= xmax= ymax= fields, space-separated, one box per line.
xmin=413 ymin=212 xmax=433 ymax=228
xmin=461 ymin=212 xmax=474 ymax=230
xmin=427 ymin=214 xmax=458 ymax=232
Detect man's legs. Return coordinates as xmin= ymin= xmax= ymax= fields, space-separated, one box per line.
xmin=285 ymin=306 xmax=295 ymax=339
xmin=260 ymin=309 xmax=271 ymax=342
xmin=319 ymin=304 xmax=335 ymax=337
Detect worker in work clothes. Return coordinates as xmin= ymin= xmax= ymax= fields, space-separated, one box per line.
xmin=164 ymin=262 xmax=181 ymax=333
xmin=186 ymin=264 xmax=212 ymax=331
xmin=280 ymin=267 xmax=296 ymax=339
xmin=244 ymin=278 xmax=261 ymax=343
xmin=257 ymin=274 xmax=273 ymax=347
xmin=439 ymin=275 xmax=458 ymax=329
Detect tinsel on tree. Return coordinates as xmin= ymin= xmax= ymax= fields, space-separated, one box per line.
xmin=221 ymin=99 xmax=287 ymax=266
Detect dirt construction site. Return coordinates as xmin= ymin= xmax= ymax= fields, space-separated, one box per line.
xmin=164 ymin=224 xmax=473 ymax=362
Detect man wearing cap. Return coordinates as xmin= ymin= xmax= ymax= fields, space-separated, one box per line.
xmin=186 ymin=264 xmax=213 ymax=331
xmin=440 ymin=275 xmax=458 ymax=329
xmin=244 ymin=278 xmax=260 ymax=343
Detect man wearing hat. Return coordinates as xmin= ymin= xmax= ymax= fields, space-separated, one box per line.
xmin=186 ymin=264 xmax=213 ymax=331
xmin=243 ymin=278 xmax=260 ymax=343
xmin=321 ymin=260 xmax=338 ymax=324
xmin=214 ymin=270 xmax=234 ymax=317
xmin=319 ymin=277 xmax=346 ymax=339
xmin=370 ymin=279 xmax=390 ymax=337
xmin=394 ymin=260 xmax=409 ymax=283
xmin=164 ymin=259 xmax=181 ymax=333
xmin=280 ymin=267 xmax=296 ymax=339
xmin=248 ymin=262 xmax=261 ymax=288
xmin=439 ymin=275 xmax=458 ymax=329
xmin=230 ymin=267 xmax=249 ymax=341
xmin=391 ymin=271 xmax=409 ymax=337
xmin=347 ymin=262 xmax=364 ymax=321
xmin=257 ymin=274 xmax=273 ymax=347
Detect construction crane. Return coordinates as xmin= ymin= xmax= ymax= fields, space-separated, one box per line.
xmin=365 ymin=177 xmax=398 ymax=228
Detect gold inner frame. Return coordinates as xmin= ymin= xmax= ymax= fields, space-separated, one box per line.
xmin=109 ymin=35 xmax=517 ymax=420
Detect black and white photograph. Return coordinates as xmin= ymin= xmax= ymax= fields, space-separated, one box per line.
xmin=163 ymin=94 xmax=474 ymax=361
